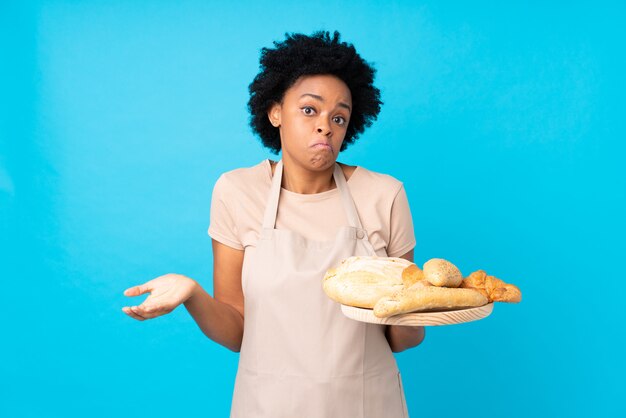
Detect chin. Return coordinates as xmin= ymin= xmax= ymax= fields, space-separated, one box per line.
xmin=309 ymin=153 xmax=336 ymax=170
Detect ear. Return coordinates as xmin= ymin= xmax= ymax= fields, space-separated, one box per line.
xmin=267 ymin=102 xmax=282 ymax=128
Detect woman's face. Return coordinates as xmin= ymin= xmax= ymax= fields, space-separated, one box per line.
xmin=268 ymin=74 xmax=352 ymax=172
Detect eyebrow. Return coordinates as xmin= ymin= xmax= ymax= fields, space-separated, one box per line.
xmin=300 ymin=93 xmax=351 ymax=112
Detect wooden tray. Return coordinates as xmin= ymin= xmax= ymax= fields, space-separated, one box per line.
xmin=340 ymin=303 xmax=494 ymax=326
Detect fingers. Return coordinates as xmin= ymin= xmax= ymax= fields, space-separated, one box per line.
xmin=138 ymin=303 xmax=172 ymax=319
xmin=122 ymin=306 xmax=147 ymax=321
xmin=122 ymin=276 xmax=177 ymax=320
xmin=122 ymin=283 xmax=151 ymax=320
xmin=122 ymin=303 xmax=172 ymax=321
xmin=123 ymin=284 xmax=150 ymax=297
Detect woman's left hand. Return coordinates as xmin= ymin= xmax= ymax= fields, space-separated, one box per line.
xmin=386 ymin=325 xmax=426 ymax=353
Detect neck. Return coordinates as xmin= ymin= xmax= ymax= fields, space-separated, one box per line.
xmin=277 ymin=157 xmax=336 ymax=194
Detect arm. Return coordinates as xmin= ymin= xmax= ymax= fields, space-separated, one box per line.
xmin=122 ymin=239 xmax=245 ymax=352
xmin=184 ymin=239 xmax=245 ymax=352
xmin=384 ymin=249 xmax=426 ymax=353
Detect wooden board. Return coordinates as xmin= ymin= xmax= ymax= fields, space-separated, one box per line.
xmin=340 ymin=303 xmax=494 ymax=326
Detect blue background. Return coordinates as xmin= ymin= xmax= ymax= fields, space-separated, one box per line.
xmin=2 ymin=1 xmax=625 ymax=417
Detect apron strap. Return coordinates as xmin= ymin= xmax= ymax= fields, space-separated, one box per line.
xmin=262 ymin=159 xmax=363 ymax=230
xmin=333 ymin=163 xmax=363 ymax=229
xmin=262 ymin=160 xmax=284 ymax=229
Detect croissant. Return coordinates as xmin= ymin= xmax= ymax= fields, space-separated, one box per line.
xmin=460 ymin=270 xmax=522 ymax=303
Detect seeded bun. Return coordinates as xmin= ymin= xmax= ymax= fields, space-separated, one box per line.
xmin=423 ymin=258 xmax=463 ymax=287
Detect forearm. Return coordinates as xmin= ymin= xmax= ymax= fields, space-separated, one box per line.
xmin=385 ymin=325 xmax=425 ymax=353
xmin=184 ymin=283 xmax=244 ymax=352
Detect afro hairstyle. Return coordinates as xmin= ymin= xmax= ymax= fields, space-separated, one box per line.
xmin=247 ymin=30 xmax=382 ymax=154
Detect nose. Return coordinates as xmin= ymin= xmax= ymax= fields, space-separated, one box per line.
xmin=316 ymin=117 xmax=332 ymax=136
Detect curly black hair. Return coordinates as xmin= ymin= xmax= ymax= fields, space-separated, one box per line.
xmin=248 ymin=30 xmax=382 ymax=154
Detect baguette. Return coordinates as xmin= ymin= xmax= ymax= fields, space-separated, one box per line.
xmin=373 ymin=286 xmax=488 ymax=318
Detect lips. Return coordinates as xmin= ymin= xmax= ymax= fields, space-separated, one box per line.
xmin=311 ymin=142 xmax=333 ymax=151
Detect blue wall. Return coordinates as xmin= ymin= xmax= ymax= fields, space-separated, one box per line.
xmin=2 ymin=1 xmax=624 ymax=417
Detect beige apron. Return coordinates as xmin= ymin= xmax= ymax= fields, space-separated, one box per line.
xmin=231 ymin=160 xmax=409 ymax=418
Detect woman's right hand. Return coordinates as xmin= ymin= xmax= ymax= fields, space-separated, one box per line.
xmin=122 ymin=273 xmax=198 ymax=321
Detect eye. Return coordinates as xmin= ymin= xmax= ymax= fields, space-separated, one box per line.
xmin=333 ymin=115 xmax=347 ymax=126
xmin=301 ymin=106 xmax=316 ymax=115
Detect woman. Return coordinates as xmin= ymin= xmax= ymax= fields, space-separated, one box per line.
xmin=122 ymin=31 xmax=425 ymax=417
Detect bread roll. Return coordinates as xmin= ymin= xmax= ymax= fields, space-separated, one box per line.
xmin=323 ymin=256 xmax=413 ymax=308
xmin=423 ymin=258 xmax=463 ymax=287
xmin=373 ymin=286 xmax=488 ymax=318
xmin=401 ymin=264 xmax=425 ymax=287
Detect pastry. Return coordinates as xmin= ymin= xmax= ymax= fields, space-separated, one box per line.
xmin=460 ymin=270 xmax=522 ymax=303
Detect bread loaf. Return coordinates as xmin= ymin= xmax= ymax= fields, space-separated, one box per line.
xmin=323 ymin=256 xmax=413 ymax=308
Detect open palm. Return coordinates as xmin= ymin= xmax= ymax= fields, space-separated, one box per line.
xmin=122 ymin=274 xmax=197 ymax=321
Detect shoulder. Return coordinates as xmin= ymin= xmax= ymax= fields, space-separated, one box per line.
xmin=349 ymin=164 xmax=405 ymax=194
xmin=212 ymin=160 xmax=272 ymax=207
xmin=215 ymin=160 xmax=271 ymax=190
